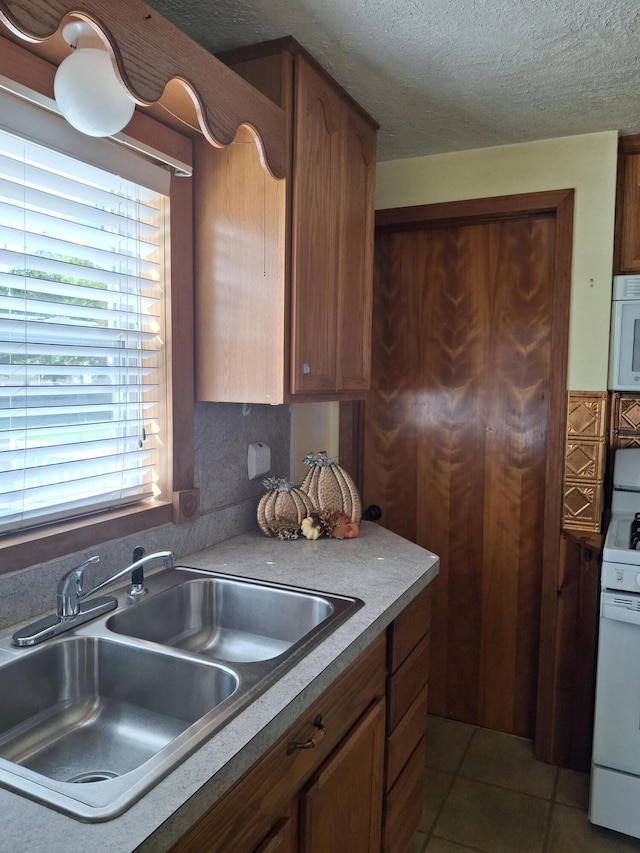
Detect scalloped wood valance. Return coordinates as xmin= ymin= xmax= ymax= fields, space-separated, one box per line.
xmin=0 ymin=0 xmax=286 ymax=179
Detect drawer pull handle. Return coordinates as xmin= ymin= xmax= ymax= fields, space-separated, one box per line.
xmin=287 ymin=715 xmax=326 ymax=754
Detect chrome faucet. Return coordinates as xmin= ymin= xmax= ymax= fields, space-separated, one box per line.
xmin=12 ymin=550 xmax=175 ymax=647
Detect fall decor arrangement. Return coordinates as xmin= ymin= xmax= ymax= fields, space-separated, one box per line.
xmin=256 ymin=453 xmax=363 ymax=541
xmin=300 ymin=509 xmax=359 ymax=540
xmin=300 ymin=451 xmax=362 ymax=524
xmin=256 ymin=477 xmax=315 ymax=537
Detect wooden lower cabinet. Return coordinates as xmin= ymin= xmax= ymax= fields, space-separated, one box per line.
xmin=299 ymin=699 xmax=385 ymax=852
xmin=383 ymin=586 xmax=432 ymax=853
xmin=383 ymin=737 xmax=427 ymax=853
xmin=254 ymin=810 xmax=297 ymax=853
xmin=168 ymin=633 xmax=386 ymax=853
xmin=167 ymin=586 xmax=432 ymax=853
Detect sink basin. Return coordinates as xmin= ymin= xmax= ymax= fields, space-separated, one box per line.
xmin=107 ymin=576 xmax=339 ymax=662
xmin=0 ymin=568 xmax=362 ymax=820
xmin=0 ymin=637 xmax=237 ymax=820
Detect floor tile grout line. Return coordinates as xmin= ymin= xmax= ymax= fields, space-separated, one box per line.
xmin=446 ymin=768 xmax=559 ymax=804
xmin=540 ymin=766 xmax=560 ymax=853
xmin=423 ymin=726 xmax=479 ymax=848
xmin=428 ymin=832 xmax=488 ymax=853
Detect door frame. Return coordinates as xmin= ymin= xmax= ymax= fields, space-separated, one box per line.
xmin=341 ymin=189 xmax=574 ymax=764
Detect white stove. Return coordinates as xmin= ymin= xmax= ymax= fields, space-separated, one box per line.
xmin=590 ymin=448 xmax=640 ymax=839
xmin=602 ymin=514 xmax=640 ymax=587
xmin=601 ymin=449 xmax=640 ymax=586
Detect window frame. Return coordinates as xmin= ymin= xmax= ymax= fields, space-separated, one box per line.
xmin=0 ymin=37 xmax=196 ymax=574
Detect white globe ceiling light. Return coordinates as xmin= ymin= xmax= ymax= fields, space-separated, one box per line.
xmin=54 ymin=21 xmax=135 ymax=137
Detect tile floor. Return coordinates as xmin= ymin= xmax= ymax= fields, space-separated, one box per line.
xmin=407 ymin=716 xmax=640 ymax=853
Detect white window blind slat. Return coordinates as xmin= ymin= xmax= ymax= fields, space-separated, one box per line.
xmin=0 ymin=205 xmax=161 ymax=261
xmin=0 ymin=318 xmax=158 ymax=346
xmin=0 ymin=113 xmax=169 ymax=536
xmin=0 ymin=174 xmax=161 ymax=241
xmin=0 ymin=432 xmax=152 ymax=466
xmin=0 ymin=152 xmax=163 ymax=218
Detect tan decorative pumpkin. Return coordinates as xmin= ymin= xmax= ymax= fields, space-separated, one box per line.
xmin=257 ymin=477 xmax=315 ymax=537
xmin=300 ymin=451 xmax=362 ymax=524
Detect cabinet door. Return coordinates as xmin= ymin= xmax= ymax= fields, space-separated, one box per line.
xmin=536 ymin=530 xmax=600 ymax=770
xmin=621 ymin=154 xmax=640 ymax=272
xmin=299 ymin=698 xmax=385 ymax=853
xmin=336 ymin=106 xmax=376 ymax=392
xmin=254 ymin=811 xmax=297 ymax=853
xmin=290 ymin=56 xmax=344 ymax=393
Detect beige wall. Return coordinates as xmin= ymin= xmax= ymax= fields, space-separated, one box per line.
xmin=290 ymin=402 xmax=340 ymax=484
xmin=290 ymin=131 xmax=619 ymax=477
xmin=376 ymin=131 xmax=619 ymax=391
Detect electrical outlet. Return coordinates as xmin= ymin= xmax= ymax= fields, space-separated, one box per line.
xmin=247 ymin=442 xmax=271 ymax=480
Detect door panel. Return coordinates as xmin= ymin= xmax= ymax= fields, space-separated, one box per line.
xmin=290 ymin=56 xmax=342 ymax=393
xmin=299 ymin=699 xmax=385 ymax=853
xmin=365 ymin=214 xmax=556 ymax=737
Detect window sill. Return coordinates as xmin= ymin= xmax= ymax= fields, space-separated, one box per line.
xmin=0 ymin=502 xmax=174 ymax=575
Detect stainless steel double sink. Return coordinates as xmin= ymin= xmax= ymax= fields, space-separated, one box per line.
xmin=0 ymin=567 xmax=362 ymax=821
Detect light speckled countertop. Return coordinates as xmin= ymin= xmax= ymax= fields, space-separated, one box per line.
xmin=0 ymin=522 xmax=438 ymax=853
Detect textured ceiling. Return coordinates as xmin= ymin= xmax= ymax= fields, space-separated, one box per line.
xmin=144 ymin=0 xmax=640 ymax=161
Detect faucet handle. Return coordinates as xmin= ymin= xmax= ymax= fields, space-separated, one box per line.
xmin=57 ymin=555 xmax=100 ymax=617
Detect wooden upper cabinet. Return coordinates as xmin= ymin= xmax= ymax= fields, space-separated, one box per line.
xmin=615 ymin=137 xmax=640 ymax=273
xmin=197 ymin=37 xmax=377 ymax=403
xmin=337 ymin=106 xmax=376 ymax=392
xmin=620 ymin=153 xmax=640 ymax=272
xmin=289 ymin=50 xmax=376 ymax=395
xmin=291 ymin=57 xmax=344 ymax=393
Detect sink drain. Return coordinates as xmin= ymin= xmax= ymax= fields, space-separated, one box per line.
xmin=67 ymin=771 xmax=119 ymax=784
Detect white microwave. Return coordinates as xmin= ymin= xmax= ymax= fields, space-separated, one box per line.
xmin=610 ymin=275 xmax=640 ymax=390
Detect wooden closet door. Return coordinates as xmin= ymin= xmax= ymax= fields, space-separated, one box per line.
xmin=364 ymin=214 xmax=557 ymax=737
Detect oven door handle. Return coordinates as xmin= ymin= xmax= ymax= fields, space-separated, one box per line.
xmin=603 ymin=602 xmax=640 ymax=626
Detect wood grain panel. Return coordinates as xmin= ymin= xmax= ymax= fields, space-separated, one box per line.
xmin=550 ymin=531 xmax=601 ymax=771
xmin=621 ymin=153 xmax=640 ymax=271
xmin=336 ymin=106 xmax=376 ymax=391
xmin=388 ymin=585 xmax=431 ymax=673
xmin=365 ymin=206 xmax=561 ymax=738
xmin=364 ymin=234 xmax=421 ymax=543
xmin=300 ymin=698 xmax=385 ymax=853
xmin=385 ymin=683 xmax=429 ymax=790
xmin=290 ymin=55 xmax=343 ymax=393
xmin=254 ymin=812 xmax=297 ymax=853
xmin=194 ymin=128 xmax=287 ymax=404
xmin=387 ymin=633 xmax=430 ymax=731
xmin=382 ymin=736 xmax=427 ymax=853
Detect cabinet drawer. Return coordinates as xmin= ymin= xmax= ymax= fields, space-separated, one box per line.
xmin=169 ymin=632 xmax=386 ymax=853
xmin=385 ymin=683 xmax=429 ymax=791
xmin=387 ymin=633 xmax=430 ymax=732
xmin=383 ymin=736 xmax=426 ymax=853
xmin=388 ymin=587 xmax=431 ymax=673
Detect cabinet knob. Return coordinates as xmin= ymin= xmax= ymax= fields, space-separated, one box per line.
xmin=363 ymin=505 xmax=382 ymax=521
xmin=287 ymin=714 xmax=326 ymax=754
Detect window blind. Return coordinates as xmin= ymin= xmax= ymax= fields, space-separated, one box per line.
xmin=0 ymin=115 xmax=169 ymax=535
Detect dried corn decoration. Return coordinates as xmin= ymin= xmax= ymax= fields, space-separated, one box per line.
xmin=300 ymin=451 xmax=362 ymax=524
xmin=256 ymin=477 xmax=315 ymax=537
